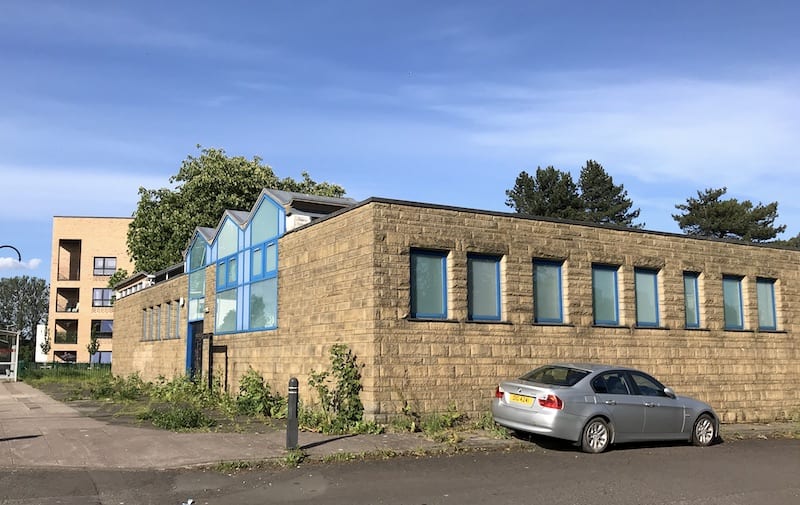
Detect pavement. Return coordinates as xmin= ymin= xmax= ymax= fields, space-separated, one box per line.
xmin=0 ymin=380 xmax=796 ymax=470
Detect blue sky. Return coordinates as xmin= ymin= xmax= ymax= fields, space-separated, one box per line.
xmin=1 ymin=1 xmax=799 ymax=280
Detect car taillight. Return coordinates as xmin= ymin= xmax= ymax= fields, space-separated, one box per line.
xmin=538 ymin=394 xmax=563 ymax=409
xmin=495 ymin=386 xmax=504 ymax=399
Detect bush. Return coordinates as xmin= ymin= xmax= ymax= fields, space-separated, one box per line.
xmin=236 ymin=367 xmax=287 ymax=418
xmin=138 ymin=404 xmax=216 ymax=431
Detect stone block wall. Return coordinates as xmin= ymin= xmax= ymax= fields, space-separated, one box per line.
xmin=113 ymin=275 xmax=187 ymax=380
xmin=367 ymin=201 xmax=800 ymax=423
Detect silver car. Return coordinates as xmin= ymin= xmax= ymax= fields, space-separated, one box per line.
xmin=491 ymin=363 xmax=719 ymax=453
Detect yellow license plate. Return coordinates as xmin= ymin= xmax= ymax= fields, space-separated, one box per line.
xmin=508 ymin=393 xmax=534 ymax=406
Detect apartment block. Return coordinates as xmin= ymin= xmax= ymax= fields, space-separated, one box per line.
xmin=47 ymin=216 xmax=134 ymax=363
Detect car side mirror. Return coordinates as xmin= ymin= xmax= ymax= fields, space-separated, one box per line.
xmin=663 ymin=387 xmax=676 ymax=399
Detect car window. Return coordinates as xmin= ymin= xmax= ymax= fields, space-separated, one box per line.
xmin=629 ymin=372 xmax=668 ymax=397
xmin=592 ymin=371 xmax=631 ymax=395
xmin=520 ymin=366 xmax=589 ymax=386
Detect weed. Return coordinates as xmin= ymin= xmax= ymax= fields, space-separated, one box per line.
xmin=281 ymin=449 xmax=307 ymax=467
xmin=471 ymin=411 xmax=511 ymax=439
xmin=236 ymin=367 xmax=287 ymax=418
xmin=305 ymin=344 xmax=366 ymax=434
xmin=138 ymin=404 xmax=216 ymax=431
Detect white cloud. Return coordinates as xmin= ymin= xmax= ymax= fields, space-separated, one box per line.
xmin=0 ymin=257 xmax=41 ymax=271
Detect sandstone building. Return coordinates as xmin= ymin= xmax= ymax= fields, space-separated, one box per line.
xmin=112 ymin=190 xmax=800 ymax=423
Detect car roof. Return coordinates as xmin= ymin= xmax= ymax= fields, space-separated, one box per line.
xmin=548 ymin=363 xmax=639 ymax=373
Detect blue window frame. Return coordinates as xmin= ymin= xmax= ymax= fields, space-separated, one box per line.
xmin=683 ymin=272 xmax=701 ymax=328
xmin=634 ymin=268 xmax=659 ymax=327
xmin=410 ymin=249 xmax=447 ymax=319
xmin=722 ymin=275 xmax=744 ymax=330
xmin=592 ymin=265 xmax=619 ymax=326
xmin=216 ymin=256 xmax=238 ymax=290
xmin=533 ymin=260 xmax=563 ymax=323
xmin=756 ymin=278 xmax=777 ymax=330
xmin=250 ymin=241 xmax=277 ymax=280
xmin=468 ymin=254 xmax=501 ymax=321
xmin=249 ymin=277 xmax=278 ymax=329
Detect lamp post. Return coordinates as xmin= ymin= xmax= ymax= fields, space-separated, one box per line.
xmin=0 ymin=245 xmax=22 ymax=262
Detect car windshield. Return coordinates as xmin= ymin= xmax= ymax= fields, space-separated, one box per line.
xmin=520 ymin=366 xmax=589 ymax=386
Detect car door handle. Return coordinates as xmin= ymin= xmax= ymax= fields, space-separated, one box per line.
xmin=604 ymin=400 xmax=616 ymax=405
xmin=644 ymin=402 xmax=656 ymax=408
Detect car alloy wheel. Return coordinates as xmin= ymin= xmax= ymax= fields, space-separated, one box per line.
xmin=582 ymin=418 xmax=610 ymax=453
xmin=692 ymin=414 xmax=715 ymax=446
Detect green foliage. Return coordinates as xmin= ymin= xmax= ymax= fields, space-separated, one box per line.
xmin=107 ymin=269 xmax=129 ymax=289
xmin=505 ymin=162 xmax=642 ymax=228
xmin=236 ymin=367 xmax=287 ymax=418
xmin=90 ymin=373 xmax=148 ymax=401
xmin=505 ymin=166 xmax=584 ymax=219
xmin=673 ymin=187 xmax=786 ymax=242
xmin=281 ymin=449 xmax=308 ymax=467
xmin=418 ymin=404 xmax=465 ymax=442
xmin=138 ymin=404 xmax=216 ymax=431
xmin=471 ymin=411 xmax=511 ymax=439
xmin=86 ymin=332 xmax=100 ymax=358
xmin=304 ymin=344 xmax=366 ymax=434
xmin=0 ymin=276 xmax=49 ymax=344
xmin=128 ymin=146 xmax=346 ymax=272
xmin=578 ymin=160 xmax=642 ymax=228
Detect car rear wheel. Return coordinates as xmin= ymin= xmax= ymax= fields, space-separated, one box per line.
xmin=692 ymin=414 xmax=715 ymax=447
xmin=581 ymin=418 xmax=611 ymax=453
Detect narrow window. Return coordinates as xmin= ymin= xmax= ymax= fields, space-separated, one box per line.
xmin=634 ymin=268 xmax=659 ymax=327
xmin=251 ymin=247 xmax=263 ymax=278
xmin=410 ymin=250 xmax=447 ymax=319
xmin=468 ymin=254 xmax=501 ymax=321
xmin=142 ymin=309 xmax=147 ymax=341
xmin=533 ymin=260 xmax=563 ymax=323
xmin=592 ymin=265 xmax=619 ymax=325
xmin=722 ymin=275 xmax=744 ymax=329
xmin=756 ymin=278 xmax=777 ymax=330
xmin=165 ymin=302 xmax=172 ymax=339
xmin=155 ymin=305 xmax=161 ymax=340
xmin=174 ymin=300 xmax=181 ymax=338
xmin=683 ymin=272 xmax=701 ymax=328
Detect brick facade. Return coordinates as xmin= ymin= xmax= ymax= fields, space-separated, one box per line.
xmin=112 ymin=199 xmax=800 ymax=423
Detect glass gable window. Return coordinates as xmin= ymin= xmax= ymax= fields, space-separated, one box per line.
xmin=216 ymin=288 xmax=237 ymax=333
xmin=756 ymin=278 xmax=777 ymax=330
xmin=187 ymin=238 xmax=207 ymax=322
xmin=217 ymin=219 xmax=239 ymax=258
xmin=592 ymin=265 xmax=619 ymax=325
xmin=410 ymin=250 xmax=447 ymax=319
xmin=250 ymin=199 xmax=280 ymax=244
xmin=634 ymin=268 xmax=659 ymax=327
xmin=683 ymin=272 xmax=701 ymax=328
xmin=533 ymin=260 xmax=563 ymax=323
xmin=189 ymin=240 xmax=206 ymax=271
xmin=93 ymin=257 xmax=116 ymax=276
xmin=722 ymin=275 xmax=744 ymax=329
xmin=468 ymin=254 xmax=501 ymax=321
xmin=250 ymin=278 xmax=277 ymax=329
xmin=92 ymin=288 xmax=113 ymax=307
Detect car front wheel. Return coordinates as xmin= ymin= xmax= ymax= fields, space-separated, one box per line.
xmin=691 ymin=414 xmax=716 ymax=447
xmin=581 ymin=418 xmax=611 ymax=453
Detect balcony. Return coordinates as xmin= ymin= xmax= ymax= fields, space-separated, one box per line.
xmin=57 ymin=239 xmax=81 ymax=281
xmin=55 ymin=288 xmax=80 ymax=313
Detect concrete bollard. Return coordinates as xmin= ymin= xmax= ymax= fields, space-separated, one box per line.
xmin=286 ymin=377 xmax=299 ymax=450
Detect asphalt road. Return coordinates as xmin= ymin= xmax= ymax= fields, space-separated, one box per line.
xmin=1 ymin=439 xmax=798 ymax=505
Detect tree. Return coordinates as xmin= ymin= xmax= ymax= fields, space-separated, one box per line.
xmin=672 ymin=187 xmax=786 ymax=242
xmin=0 ymin=276 xmax=49 ymax=361
xmin=505 ymin=166 xmax=584 ymax=220
xmin=128 ymin=146 xmax=347 ymax=272
xmin=578 ymin=160 xmax=643 ymax=228
xmin=108 ymin=268 xmax=129 ymax=288
xmin=86 ymin=331 xmax=100 ymax=363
